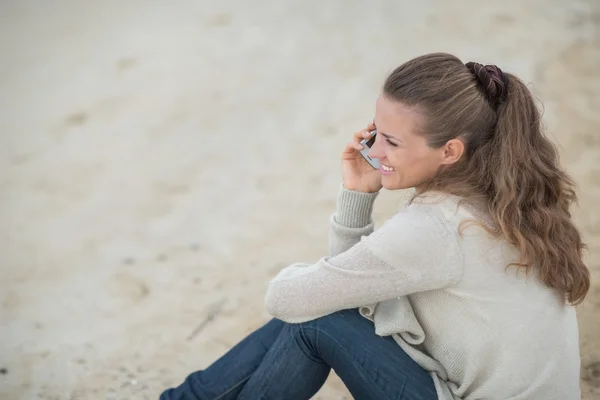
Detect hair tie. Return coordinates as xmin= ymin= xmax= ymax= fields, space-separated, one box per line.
xmin=465 ymin=62 xmax=509 ymax=108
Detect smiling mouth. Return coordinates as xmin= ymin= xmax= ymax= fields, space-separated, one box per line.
xmin=381 ymin=164 xmax=395 ymax=172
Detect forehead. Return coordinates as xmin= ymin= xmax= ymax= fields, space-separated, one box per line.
xmin=374 ymin=96 xmax=423 ymax=134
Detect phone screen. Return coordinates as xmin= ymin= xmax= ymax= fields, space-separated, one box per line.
xmin=365 ymin=133 xmax=376 ymax=148
xmin=360 ymin=131 xmax=380 ymax=169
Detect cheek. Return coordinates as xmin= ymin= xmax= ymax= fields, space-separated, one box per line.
xmin=393 ymin=151 xmax=437 ymax=178
xmin=411 ymin=152 xmax=442 ymax=178
xmin=390 ymin=149 xmax=419 ymax=169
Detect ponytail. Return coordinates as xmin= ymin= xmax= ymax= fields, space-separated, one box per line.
xmin=488 ymin=74 xmax=589 ymax=304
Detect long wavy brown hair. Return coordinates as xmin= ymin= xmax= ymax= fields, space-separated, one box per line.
xmin=383 ymin=52 xmax=589 ymax=305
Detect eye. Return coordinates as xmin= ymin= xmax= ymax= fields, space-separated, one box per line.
xmin=386 ymin=139 xmax=398 ymax=147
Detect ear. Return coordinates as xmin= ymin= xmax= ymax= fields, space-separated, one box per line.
xmin=441 ymin=138 xmax=465 ymax=165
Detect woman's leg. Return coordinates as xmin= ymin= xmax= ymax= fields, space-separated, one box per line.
xmin=160 ymin=318 xmax=286 ymax=400
xmin=238 ymin=308 xmax=437 ymax=400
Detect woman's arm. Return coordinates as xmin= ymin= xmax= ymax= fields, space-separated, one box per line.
xmin=266 ymin=202 xmax=463 ymax=323
xmin=329 ymin=184 xmax=379 ymax=256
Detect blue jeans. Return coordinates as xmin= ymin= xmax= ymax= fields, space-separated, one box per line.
xmin=160 ymin=309 xmax=436 ymax=400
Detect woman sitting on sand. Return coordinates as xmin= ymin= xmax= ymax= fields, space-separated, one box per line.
xmin=161 ymin=53 xmax=589 ymax=400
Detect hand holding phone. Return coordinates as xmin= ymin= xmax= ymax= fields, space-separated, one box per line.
xmin=359 ymin=130 xmax=381 ymax=170
xmin=341 ymin=124 xmax=382 ymax=193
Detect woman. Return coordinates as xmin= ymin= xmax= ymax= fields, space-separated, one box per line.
xmin=161 ymin=53 xmax=589 ymax=399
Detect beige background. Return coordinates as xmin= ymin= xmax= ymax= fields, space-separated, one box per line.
xmin=1 ymin=1 xmax=598 ymax=399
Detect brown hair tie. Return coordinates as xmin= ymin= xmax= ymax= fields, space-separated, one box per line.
xmin=465 ymin=62 xmax=509 ymax=108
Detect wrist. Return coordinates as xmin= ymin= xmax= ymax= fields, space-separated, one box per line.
xmin=335 ymin=183 xmax=379 ymax=228
xmin=342 ymin=183 xmax=381 ymax=194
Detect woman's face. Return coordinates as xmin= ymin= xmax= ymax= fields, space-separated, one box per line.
xmin=369 ymin=96 xmax=453 ymax=192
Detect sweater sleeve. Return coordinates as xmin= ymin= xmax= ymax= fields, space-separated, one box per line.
xmin=329 ymin=184 xmax=379 ymax=257
xmin=265 ymin=202 xmax=463 ymax=323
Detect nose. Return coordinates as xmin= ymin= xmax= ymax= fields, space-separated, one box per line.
xmin=368 ymin=134 xmax=384 ymax=160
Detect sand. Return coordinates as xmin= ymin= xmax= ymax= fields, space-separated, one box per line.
xmin=0 ymin=1 xmax=598 ymax=399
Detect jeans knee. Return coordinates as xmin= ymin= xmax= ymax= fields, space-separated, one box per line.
xmin=158 ymin=388 xmax=178 ymax=400
xmin=288 ymin=309 xmax=361 ymax=336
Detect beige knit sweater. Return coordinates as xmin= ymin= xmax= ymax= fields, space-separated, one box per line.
xmin=265 ymin=184 xmax=581 ymax=399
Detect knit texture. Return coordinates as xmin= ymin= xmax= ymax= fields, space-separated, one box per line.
xmin=265 ymin=184 xmax=581 ymax=399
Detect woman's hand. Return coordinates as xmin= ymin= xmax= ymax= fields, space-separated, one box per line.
xmin=341 ymin=123 xmax=382 ymax=193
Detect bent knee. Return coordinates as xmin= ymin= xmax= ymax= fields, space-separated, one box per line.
xmin=295 ymin=309 xmax=363 ymax=330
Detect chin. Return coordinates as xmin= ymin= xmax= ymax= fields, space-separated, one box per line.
xmin=382 ymin=181 xmax=405 ymax=191
xmin=382 ymin=176 xmax=415 ymax=191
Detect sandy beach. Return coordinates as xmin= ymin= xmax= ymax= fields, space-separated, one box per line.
xmin=1 ymin=1 xmax=599 ymax=398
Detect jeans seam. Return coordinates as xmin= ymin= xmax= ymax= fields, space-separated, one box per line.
xmin=301 ymin=325 xmax=403 ymax=400
xmin=212 ymin=374 xmax=252 ymax=400
xmin=295 ymin=325 xmax=327 ymax=364
xmin=241 ymin=325 xmax=300 ymax=398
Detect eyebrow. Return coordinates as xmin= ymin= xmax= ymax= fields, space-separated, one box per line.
xmin=378 ymin=131 xmax=402 ymax=142
xmin=373 ymin=120 xmax=402 ymax=142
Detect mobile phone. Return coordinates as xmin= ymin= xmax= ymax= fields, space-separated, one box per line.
xmin=359 ymin=130 xmax=380 ymax=169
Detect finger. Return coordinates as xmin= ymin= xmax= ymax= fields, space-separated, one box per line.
xmin=353 ymin=129 xmax=370 ymax=141
xmin=344 ymin=141 xmax=363 ymax=154
xmin=343 ymin=142 xmax=354 ymax=154
xmin=352 ymin=139 xmax=364 ymax=150
xmin=353 ymin=135 xmax=367 ymax=148
xmin=362 ymin=127 xmax=377 ymax=138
